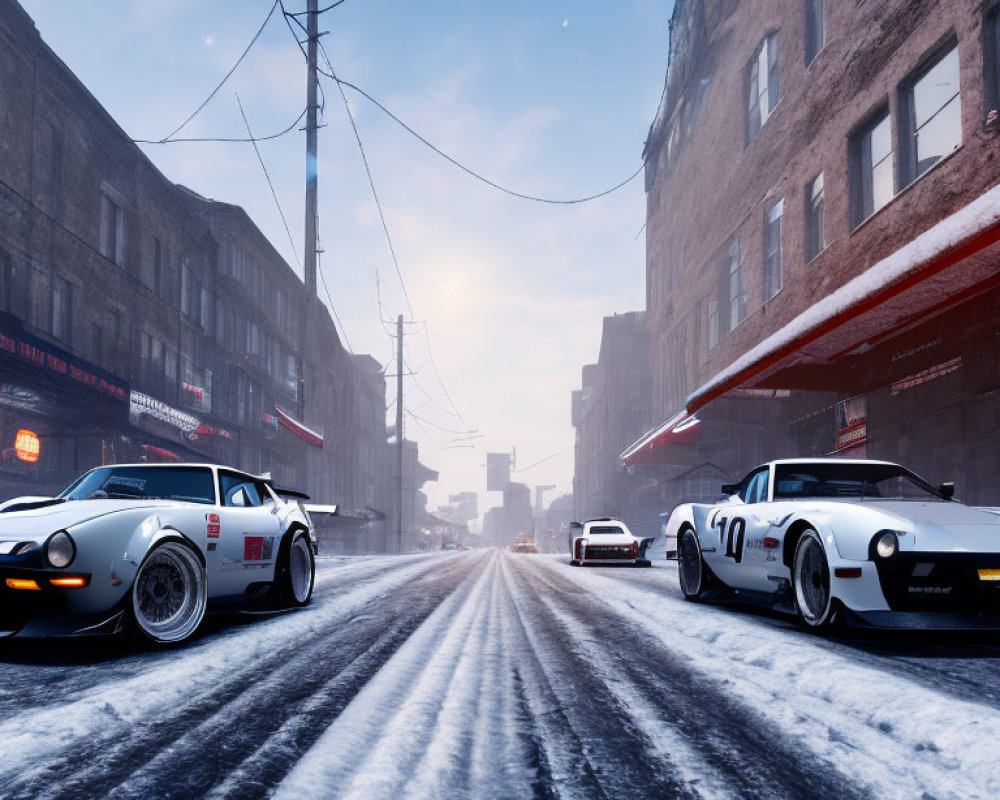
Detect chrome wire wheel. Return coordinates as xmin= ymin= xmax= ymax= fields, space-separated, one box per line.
xmin=289 ymin=533 xmax=314 ymax=604
xmin=678 ymin=528 xmax=704 ymax=600
xmin=132 ymin=541 xmax=206 ymax=643
xmin=793 ymin=530 xmax=832 ymax=627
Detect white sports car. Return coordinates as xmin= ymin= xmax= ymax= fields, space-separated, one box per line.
xmin=664 ymin=458 xmax=1000 ymax=629
xmin=0 ymin=463 xmax=328 ymax=644
xmin=569 ymin=518 xmax=652 ymax=566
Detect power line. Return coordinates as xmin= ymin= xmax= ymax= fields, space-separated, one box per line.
xmin=134 ymin=107 xmax=307 ymax=145
xmin=327 ymin=75 xmax=644 ymax=205
xmin=157 ymin=0 xmax=280 ymax=143
xmin=320 ymin=48 xmax=415 ymax=318
xmin=513 ymin=447 xmax=573 ymax=474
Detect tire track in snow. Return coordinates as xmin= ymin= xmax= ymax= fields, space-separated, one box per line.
xmin=0 ymin=551 xmax=481 ymax=800
xmin=594 ymin=558 xmax=1000 ymax=714
xmin=0 ymin=552 xmax=447 ymax=720
xmin=274 ymin=549 xmax=546 ymax=799
xmin=513 ymin=557 xmax=869 ymax=800
xmin=539 ymin=555 xmax=1000 ymax=799
xmin=498 ymin=552 xmax=698 ymax=800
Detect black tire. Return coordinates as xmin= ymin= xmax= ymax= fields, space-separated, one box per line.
xmin=678 ymin=527 xmax=710 ymax=601
xmin=569 ymin=559 xmax=580 ymax=566
xmin=274 ymin=528 xmax=315 ymax=607
xmin=792 ymin=528 xmax=835 ymax=628
xmin=130 ymin=539 xmax=207 ymax=644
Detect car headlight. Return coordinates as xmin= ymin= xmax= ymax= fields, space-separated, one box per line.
xmin=45 ymin=530 xmax=75 ymax=568
xmin=874 ymin=531 xmax=898 ymax=559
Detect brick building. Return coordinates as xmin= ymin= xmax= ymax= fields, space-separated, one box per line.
xmin=627 ymin=0 xmax=1000 ymax=505
xmin=0 ymin=1 xmax=402 ymax=529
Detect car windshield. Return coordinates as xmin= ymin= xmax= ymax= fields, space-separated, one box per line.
xmin=59 ymin=466 xmax=216 ymax=504
xmin=589 ymin=525 xmax=626 ymax=535
xmin=773 ymin=463 xmax=944 ymax=501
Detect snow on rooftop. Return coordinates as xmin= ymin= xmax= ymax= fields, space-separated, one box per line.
xmin=687 ymin=182 xmax=1000 ymax=410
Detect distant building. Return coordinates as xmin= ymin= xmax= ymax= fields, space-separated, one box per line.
xmin=0 ymin=1 xmax=400 ymax=532
xmin=630 ymin=0 xmax=1000 ymax=504
xmin=571 ymin=311 xmax=654 ymax=536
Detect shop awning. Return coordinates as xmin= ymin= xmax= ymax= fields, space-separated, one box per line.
xmin=687 ymin=184 xmax=1000 ymax=413
xmin=275 ymin=406 xmax=324 ymax=448
xmin=620 ymin=411 xmax=701 ymax=466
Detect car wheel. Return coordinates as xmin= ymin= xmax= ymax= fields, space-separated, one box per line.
xmin=275 ymin=529 xmax=315 ymax=607
xmin=792 ymin=529 xmax=834 ymax=628
xmin=678 ymin=527 xmax=709 ymax=600
xmin=130 ymin=540 xmax=207 ymax=644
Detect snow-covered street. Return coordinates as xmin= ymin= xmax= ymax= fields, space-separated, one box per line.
xmin=2 ymin=549 xmax=1000 ymax=799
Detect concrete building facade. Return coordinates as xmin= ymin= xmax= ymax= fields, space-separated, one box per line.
xmin=631 ymin=0 xmax=1000 ymax=505
xmin=0 ymin=1 xmax=409 ymax=533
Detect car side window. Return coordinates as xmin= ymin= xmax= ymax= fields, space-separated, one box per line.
xmin=255 ymin=480 xmax=276 ymax=507
xmin=741 ymin=470 xmax=769 ymax=503
xmin=219 ymin=472 xmax=263 ymax=508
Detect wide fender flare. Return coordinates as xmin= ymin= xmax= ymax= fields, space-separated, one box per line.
xmin=779 ymin=511 xmax=851 ymax=567
xmin=122 ymin=517 xmax=205 ymax=584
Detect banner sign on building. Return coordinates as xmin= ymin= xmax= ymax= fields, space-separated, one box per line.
xmin=0 ymin=313 xmax=127 ymax=402
xmin=130 ymin=391 xmax=200 ymax=433
xmin=275 ymin=405 xmax=324 ymax=448
xmin=835 ymin=395 xmax=867 ymax=452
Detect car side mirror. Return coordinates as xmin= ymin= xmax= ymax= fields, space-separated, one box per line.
xmin=721 ymin=483 xmax=737 ymax=496
xmin=939 ymin=482 xmax=955 ymax=500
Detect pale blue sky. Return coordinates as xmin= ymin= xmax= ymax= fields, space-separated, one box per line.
xmin=20 ymin=0 xmax=672 ymax=513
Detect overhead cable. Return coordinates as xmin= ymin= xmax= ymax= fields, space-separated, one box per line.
xmin=134 ymin=107 xmax=307 ymax=145
xmin=156 ymin=0 xmax=280 ymax=143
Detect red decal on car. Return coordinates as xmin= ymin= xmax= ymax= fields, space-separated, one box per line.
xmin=244 ymin=536 xmax=264 ymax=561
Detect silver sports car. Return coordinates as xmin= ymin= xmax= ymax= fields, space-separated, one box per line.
xmin=0 ymin=463 xmax=325 ymax=644
xmin=664 ymin=458 xmax=1000 ymax=629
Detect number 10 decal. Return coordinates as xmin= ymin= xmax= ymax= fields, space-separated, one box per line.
xmin=715 ymin=516 xmax=747 ymax=563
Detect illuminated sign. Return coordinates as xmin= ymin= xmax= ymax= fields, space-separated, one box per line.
xmin=14 ymin=429 xmax=40 ymax=463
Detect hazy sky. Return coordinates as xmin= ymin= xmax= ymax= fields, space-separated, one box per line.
xmin=19 ymin=0 xmax=672 ymax=514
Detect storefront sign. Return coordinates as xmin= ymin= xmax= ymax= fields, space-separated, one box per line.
xmin=0 ymin=318 xmax=127 ymax=402
xmin=835 ymin=396 xmax=867 ymax=451
xmin=262 ymin=412 xmax=279 ymax=430
xmin=275 ymin=405 xmax=323 ymax=448
xmin=890 ymin=357 xmax=962 ymax=396
xmin=14 ymin=429 xmax=39 ymax=463
xmin=129 ymin=391 xmax=200 ymax=433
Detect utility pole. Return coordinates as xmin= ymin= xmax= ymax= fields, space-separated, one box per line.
xmin=395 ymin=314 xmax=404 ymax=553
xmin=303 ymin=0 xmax=318 ymax=296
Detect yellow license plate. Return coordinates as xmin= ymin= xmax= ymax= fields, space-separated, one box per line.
xmin=978 ymin=569 xmax=1000 ymax=581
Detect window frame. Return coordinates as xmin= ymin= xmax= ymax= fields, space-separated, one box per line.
xmin=897 ymin=38 xmax=962 ymax=188
xmin=984 ymin=5 xmax=1000 ymax=119
xmin=805 ymin=0 xmax=825 ymax=64
xmin=805 ymin=173 xmax=825 ymax=262
xmin=764 ymin=198 xmax=784 ymax=301
xmin=849 ymin=106 xmax=894 ymax=228
xmin=747 ymin=32 xmax=779 ymax=143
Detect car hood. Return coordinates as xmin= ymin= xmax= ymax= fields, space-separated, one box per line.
xmin=0 ymin=499 xmax=185 ymax=542
xmin=850 ymin=500 xmax=1000 ymax=553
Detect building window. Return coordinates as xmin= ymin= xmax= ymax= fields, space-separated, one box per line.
xmin=899 ymin=44 xmax=961 ymax=186
xmin=727 ymin=239 xmax=743 ymax=330
xmin=51 ymin=276 xmax=72 ymax=344
xmin=764 ymin=199 xmax=783 ymax=300
xmin=707 ymin=300 xmax=719 ymax=350
xmin=985 ymin=8 xmax=1000 ymax=119
xmin=806 ymin=173 xmax=825 ymax=261
xmin=100 ymin=193 xmax=123 ymax=265
xmin=153 ymin=238 xmax=163 ymax=296
xmin=850 ymin=109 xmax=894 ymax=227
xmin=805 ymin=0 xmax=825 ymax=64
xmin=747 ymin=33 xmax=779 ymax=142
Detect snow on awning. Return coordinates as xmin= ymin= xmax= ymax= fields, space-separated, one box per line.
xmin=275 ymin=406 xmax=324 ymax=448
xmin=687 ymin=183 xmax=1000 ymax=414
xmin=620 ymin=410 xmax=701 ymax=466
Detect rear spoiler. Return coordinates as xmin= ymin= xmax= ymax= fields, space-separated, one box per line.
xmin=273 ymin=486 xmax=310 ymax=500
xmin=304 ymin=504 xmax=338 ymax=516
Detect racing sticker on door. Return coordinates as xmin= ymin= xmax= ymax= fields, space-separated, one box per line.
xmin=244 ymin=536 xmax=275 ymax=561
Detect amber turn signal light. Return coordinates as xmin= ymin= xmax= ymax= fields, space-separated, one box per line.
xmin=5 ymin=578 xmax=41 ymax=591
xmin=49 ymin=576 xmax=88 ymax=588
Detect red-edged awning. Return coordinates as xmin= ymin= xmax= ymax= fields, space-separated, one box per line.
xmin=687 ymin=185 xmax=1000 ymax=413
xmin=142 ymin=444 xmax=182 ymax=462
xmin=620 ymin=411 xmax=701 ymax=466
xmin=275 ymin=406 xmax=324 ymax=448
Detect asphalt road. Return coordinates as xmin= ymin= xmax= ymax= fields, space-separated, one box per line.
xmin=2 ymin=550 xmax=1000 ymax=799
